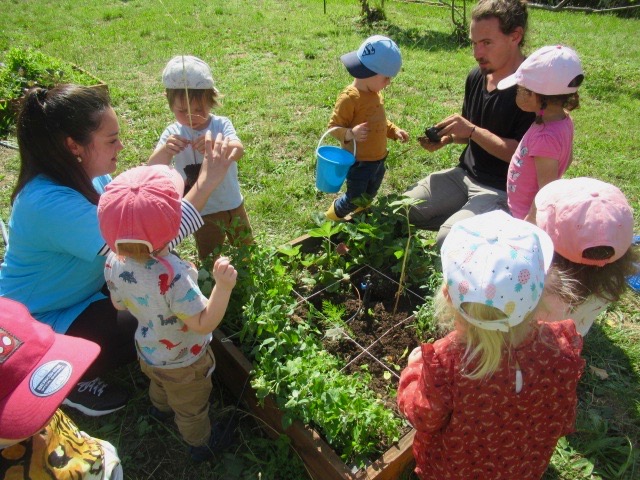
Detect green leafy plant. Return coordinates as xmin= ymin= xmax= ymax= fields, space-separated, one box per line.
xmin=412 ymin=296 xmax=446 ymax=343
xmin=332 ymin=194 xmax=440 ymax=296
xmin=297 ymin=221 xmax=353 ymax=292
xmin=0 ymin=100 xmax=13 ymax=138
xmin=388 ymin=196 xmax=420 ymax=316
xmin=0 ymin=47 xmax=104 ymax=138
xmin=219 ymin=199 xmax=443 ymax=465
xmin=211 ymin=241 xmax=402 ymax=465
xmin=0 ymin=47 xmax=100 ymax=99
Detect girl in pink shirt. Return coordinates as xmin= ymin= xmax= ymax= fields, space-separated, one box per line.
xmin=497 ymin=45 xmax=584 ymax=222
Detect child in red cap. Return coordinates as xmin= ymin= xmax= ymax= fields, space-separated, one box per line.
xmin=97 ymin=163 xmax=238 ymax=462
xmin=0 ymin=297 xmax=122 ymax=479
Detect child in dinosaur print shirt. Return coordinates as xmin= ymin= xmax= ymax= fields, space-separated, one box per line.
xmin=105 ymin=250 xmax=212 ymax=367
xmin=98 ymin=164 xmax=237 ymax=461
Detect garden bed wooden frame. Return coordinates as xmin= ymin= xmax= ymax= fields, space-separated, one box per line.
xmin=210 ymin=233 xmax=416 ymax=480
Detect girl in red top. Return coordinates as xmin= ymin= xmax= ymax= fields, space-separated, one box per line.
xmin=397 ymin=210 xmax=585 ymax=480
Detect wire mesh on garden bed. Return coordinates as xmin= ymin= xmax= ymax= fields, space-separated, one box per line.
xmin=292 ymin=264 xmax=428 ymax=413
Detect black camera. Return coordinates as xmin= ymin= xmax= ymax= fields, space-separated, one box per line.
xmin=183 ymin=163 xmax=202 ymax=194
xmin=425 ymin=126 xmax=443 ymax=143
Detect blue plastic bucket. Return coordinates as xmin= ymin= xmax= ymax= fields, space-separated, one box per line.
xmin=315 ymin=129 xmax=356 ymax=193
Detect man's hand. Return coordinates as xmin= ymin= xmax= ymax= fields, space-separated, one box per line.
xmin=418 ymin=135 xmax=452 ymax=152
xmin=436 ymin=114 xmax=475 ymax=140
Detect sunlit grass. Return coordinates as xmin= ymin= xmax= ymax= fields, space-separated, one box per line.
xmin=0 ymin=1 xmax=639 ymax=478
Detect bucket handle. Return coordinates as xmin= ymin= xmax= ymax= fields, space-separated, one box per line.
xmin=317 ymin=126 xmax=357 ymax=159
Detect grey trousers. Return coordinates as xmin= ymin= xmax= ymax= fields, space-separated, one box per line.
xmin=404 ymin=167 xmax=509 ymax=248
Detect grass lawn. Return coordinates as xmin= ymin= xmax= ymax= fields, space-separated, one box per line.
xmin=0 ymin=1 xmax=639 ymax=478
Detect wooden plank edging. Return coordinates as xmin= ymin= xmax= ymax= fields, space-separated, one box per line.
xmin=211 ymin=330 xmax=416 ymax=480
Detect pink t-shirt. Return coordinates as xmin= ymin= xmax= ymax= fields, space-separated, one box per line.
xmin=507 ymin=117 xmax=574 ymax=219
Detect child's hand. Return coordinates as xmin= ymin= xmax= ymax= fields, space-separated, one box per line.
xmin=396 ymin=129 xmax=409 ymax=143
xmin=212 ymin=256 xmax=237 ymax=291
xmin=164 ymin=135 xmax=190 ymax=156
xmin=192 ymin=134 xmax=207 ymax=155
xmin=350 ymin=122 xmax=370 ymax=142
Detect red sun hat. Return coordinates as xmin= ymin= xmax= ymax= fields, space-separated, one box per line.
xmin=98 ymin=165 xmax=184 ymax=254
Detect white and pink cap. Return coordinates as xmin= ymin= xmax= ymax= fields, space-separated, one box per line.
xmin=441 ymin=211 xmax=554 ymax=332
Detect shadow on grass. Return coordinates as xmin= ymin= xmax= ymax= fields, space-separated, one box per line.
xmin=550 ymin=320 xmax=640 ymax=479
xmin=386 ymin=24 xmax=467 ymax=52
xmin=354 ymin=18 xmax=467 ymax=52
xmin=65 ymin=363 xmax=310 ymax=480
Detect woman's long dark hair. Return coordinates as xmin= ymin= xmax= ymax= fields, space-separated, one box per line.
xmin=12 ymin=84 xmax=112 ymax=205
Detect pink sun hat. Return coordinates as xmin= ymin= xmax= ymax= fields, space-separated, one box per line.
xmin=498 ymin=45 xmax=584 ymax=95
xmin=0 ymin=298 xmax=100 ymax=440
xmin=535 ymin=177 xmax=633 ymax=267
xmin=441 ymin=210 xmax=554 ymax=332
xmin=98 ymin=165 xmax=184 ymax=254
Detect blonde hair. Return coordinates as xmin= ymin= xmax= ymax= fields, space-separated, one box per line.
xmin=435 ymin=286 xmax=535 ymax=380
xmin=166 ymin=88 xmax=219 ymax=110
xmin=115 ymin=242 xmax=152 ymax=262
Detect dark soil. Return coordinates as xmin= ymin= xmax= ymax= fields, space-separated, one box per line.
xmin=294 ymin=266 xmax=425 ymax=414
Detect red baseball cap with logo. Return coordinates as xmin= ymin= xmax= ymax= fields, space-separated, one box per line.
xmin=0 ymin=298 xmax=100 ymax=440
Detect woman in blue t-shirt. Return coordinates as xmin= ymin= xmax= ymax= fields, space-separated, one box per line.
xmin=0 ymin=84 xmax=233 ymax=417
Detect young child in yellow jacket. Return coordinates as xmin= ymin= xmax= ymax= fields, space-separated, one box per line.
xmin=326 ymin=35 xmax=409 ymax=220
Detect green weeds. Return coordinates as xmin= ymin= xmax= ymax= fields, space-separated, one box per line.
xmin=1 ymin=1 xmax=639 ymax=478
xmin=0 ymin=47 xmax=103 ymax=137
xmin=221 ymin=241 xmax=403 ymax=465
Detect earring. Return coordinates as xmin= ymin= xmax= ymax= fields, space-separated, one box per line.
xmin=76 ymin=156 xmax=82 ymax=163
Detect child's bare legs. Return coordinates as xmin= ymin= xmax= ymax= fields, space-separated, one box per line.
xmin=194 ymin=204 xmax=253 ymax=260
